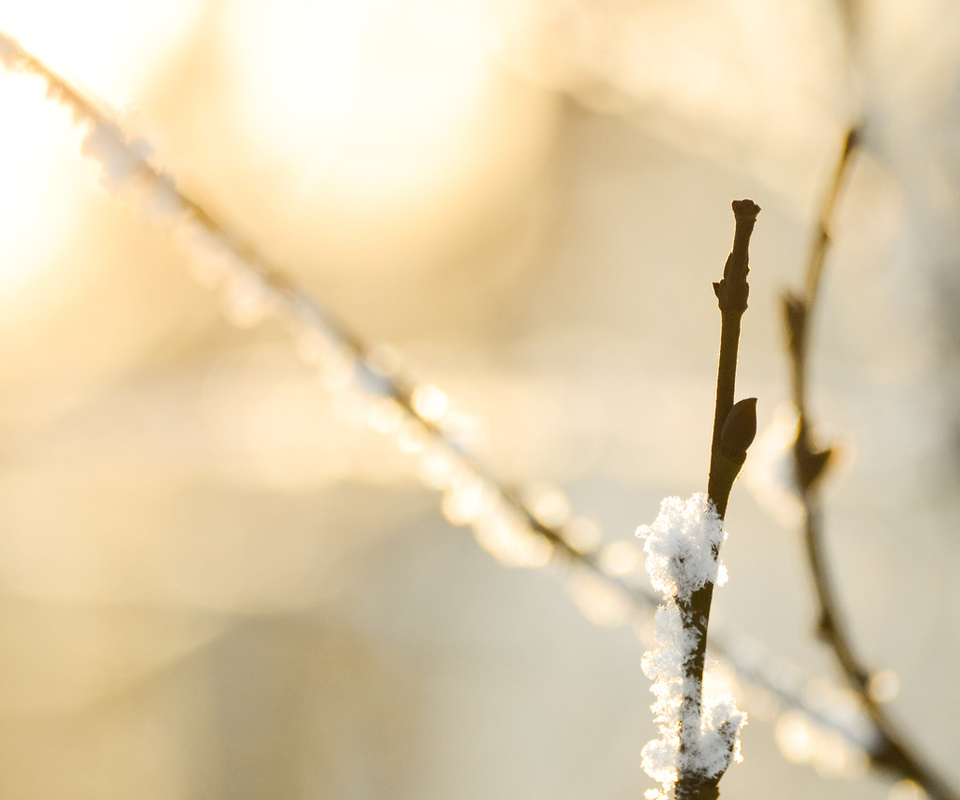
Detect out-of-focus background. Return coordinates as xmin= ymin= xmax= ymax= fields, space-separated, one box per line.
xmin=0 ymin=1 xmax=958 ymax=798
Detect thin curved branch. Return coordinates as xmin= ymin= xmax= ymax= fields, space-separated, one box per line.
xmin=785 ymin=124 xmax=959 ymax=800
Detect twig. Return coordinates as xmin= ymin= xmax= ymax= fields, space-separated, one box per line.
xmin=784 ymin=125 xmax=959 ymax=800
xmin=675 ymin=200 xmax=760 ymax=800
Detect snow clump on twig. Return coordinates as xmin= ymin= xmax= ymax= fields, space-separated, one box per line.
xmin=636 ymin=493 xmax=746 ymax=799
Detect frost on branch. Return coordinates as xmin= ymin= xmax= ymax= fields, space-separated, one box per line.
xmin=636 ymin=494 xmax=746 ymax=798
xmin=639 ymin=493 xmax=726 ymax=602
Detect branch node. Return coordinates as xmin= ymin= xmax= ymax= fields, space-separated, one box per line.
xmin=714 ymin=201 xmax=760 ymax=316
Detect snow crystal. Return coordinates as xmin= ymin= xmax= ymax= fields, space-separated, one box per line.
xmin=642 ymin=603 xmax=696 ymax=684
xmin=695 ymin=695 xmax=747 ymax=776
xmin=636 ymin=493 xmax=726 ymax=602
xmin=636 ymin=494 xmax=746 ymax=796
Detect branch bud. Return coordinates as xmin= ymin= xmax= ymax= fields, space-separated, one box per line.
xmin=720 ymin=398 xmax=758 ymax=464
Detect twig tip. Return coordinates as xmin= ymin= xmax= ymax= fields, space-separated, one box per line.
xmin=732 ymin=199 xmax=761 ymax=220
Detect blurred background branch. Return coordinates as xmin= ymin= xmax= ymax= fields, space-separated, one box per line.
xmin=784 ymin=126 xmax=959 ymax=800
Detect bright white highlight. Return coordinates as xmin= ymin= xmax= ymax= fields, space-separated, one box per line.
xmin=411 ymin=384 xmax=449 ymax=422
xmin=636 ymin=494 xmax=746 ymax=797
xmin=222 ymin=0 xmax=502 ymax=203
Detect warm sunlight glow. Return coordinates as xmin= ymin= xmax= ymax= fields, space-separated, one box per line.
xmin=412 ymin=384 xmax=450 ymax=423
xmin=0 ymin=0 xmax=201 ymax=106
xmin=562 ymin=516 xmax=602 ymax=554
xmin=224 ymin=0 xmax=502 ymax=201
xmin=1 ymin=6 xmax=955 ymax=797
xmin=472 ymin=506 xmax=552 ymax=569
xmin=567 ymin=570 xmax=633 ymax=627
xmin=599 ymin=539 xmax=641 ymax=576
xmin=521 ymin=481 xmax=571 ymax=528
xmin=0 ymin=72 xmax=91 ymax=303
xmin=0 ymin=0 xmax=200 ymax=305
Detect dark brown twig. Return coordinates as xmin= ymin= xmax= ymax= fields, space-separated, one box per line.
xmin=785 ymin=125 xmax=959 ymax=800
xmin=675 ymin=200 xmax=760 ymax=800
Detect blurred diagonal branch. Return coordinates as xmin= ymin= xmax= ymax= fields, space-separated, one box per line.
xmin=784 ymin=124 xmax=959 ymax=800
xmin=0 ymin=25 xmax=658 ymax=608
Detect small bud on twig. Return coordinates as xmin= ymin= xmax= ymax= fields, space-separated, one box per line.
xmin=720 ymin=398 xmax=758 ymax=464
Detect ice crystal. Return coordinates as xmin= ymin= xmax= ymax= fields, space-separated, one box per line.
xmin=637 ymin=493 xmax=726 ymax=602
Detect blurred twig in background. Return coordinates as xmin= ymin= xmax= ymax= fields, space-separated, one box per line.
xmin=783 ymin=125 xmax=959 ymax=800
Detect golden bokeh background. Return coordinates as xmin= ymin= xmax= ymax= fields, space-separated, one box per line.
xmin=0 ymin=1 xmax=958 ymax=798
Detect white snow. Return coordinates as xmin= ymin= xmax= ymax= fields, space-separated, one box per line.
xmin=636 ymin=494 xmax=746 ymax=796
xmin=637 ymin=493 xmax=726 ymax=602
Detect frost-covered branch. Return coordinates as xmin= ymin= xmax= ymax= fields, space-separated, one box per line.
xmin=784 ymin=126 xmax=959 ymax=800
xmin=0 ymin=24 xmax=661 ymax=624
xmin=637 ymin=202 xmax=759 ymax=800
